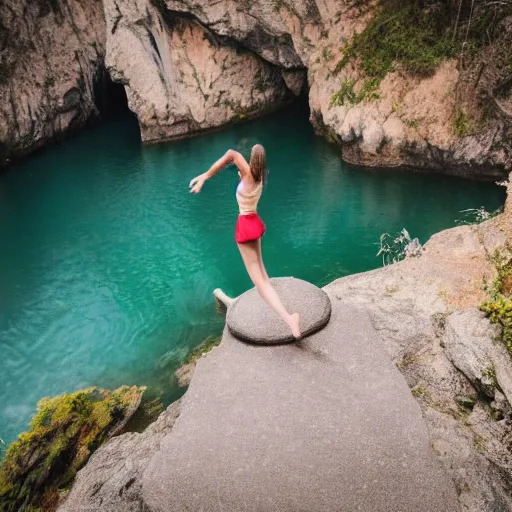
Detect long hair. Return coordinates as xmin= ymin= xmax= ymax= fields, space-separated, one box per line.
xmin=249 ymin=144 xmax=268 ymax=185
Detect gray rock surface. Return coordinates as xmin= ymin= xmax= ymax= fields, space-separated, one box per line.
xmin=58 ymin=199 xmax=512 ymax=512
xmin=324 ymin=215 xmax=512 ymax=512
xmin=58 ymin=400 xmax=181 ymax=512
xmin=226 ymin=277 xmax=331 ymax=344
xmin=142 ymin=301 xmax=458 ymax=512
xmin=444 ymin=310 xmax=512 ymax=406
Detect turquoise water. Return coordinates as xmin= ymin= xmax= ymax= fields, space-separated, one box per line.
xmin=0 ymin=104 xmax=506 ymax=446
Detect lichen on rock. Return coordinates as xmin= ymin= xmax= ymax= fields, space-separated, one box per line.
xmin=0 ymin=385 xmax=145 ymax=512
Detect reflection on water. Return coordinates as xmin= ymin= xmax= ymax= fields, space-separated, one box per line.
xmin=0 ymin=103 xmax=506 ymax=446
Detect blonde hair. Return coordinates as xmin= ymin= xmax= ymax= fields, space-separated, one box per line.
xmin=249 ymin=144 xmax=268 ymax=184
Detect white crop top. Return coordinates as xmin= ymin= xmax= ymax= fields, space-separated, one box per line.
xmin=236 ymin=181 xmax=263 ymax=215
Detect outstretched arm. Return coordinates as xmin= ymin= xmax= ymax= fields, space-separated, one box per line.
xmin=189 ymin=150 xmax=250 ymax=194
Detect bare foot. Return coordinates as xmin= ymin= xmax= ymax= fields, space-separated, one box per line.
xmin=289 ymin=312 xmax=301 ymax=340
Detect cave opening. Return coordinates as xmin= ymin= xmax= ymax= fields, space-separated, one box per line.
xmin=94 ymin=67 xmax=132 ymax=118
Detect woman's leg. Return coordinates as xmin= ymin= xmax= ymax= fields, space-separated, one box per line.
xmin=238 ymin=240 xmax=301 ymax=339
xmin=256 ymin=237 xmax=269 ymax=281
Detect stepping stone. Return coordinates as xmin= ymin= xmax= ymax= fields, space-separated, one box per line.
xmin=226 ymin=277 xmax=331 ymax=344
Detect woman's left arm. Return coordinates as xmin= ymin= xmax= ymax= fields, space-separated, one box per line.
xmin=189 ymin=150 xmax=249 ymax=194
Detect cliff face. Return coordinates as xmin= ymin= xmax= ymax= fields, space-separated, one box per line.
xmin=1 ymin=0 xmax=510 ymax=175
xmin=103 ymin=0 xmax=300 ymax=143
xmin=156 ymin=0 xmax=511 ymax=177
xmin=0 ymin=0 xmax=106 ymax=168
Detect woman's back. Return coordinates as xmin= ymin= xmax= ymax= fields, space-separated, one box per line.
xmin=236 ymin=181 xmax=263 ymax=215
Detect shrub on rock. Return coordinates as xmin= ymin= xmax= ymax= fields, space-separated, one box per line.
xmin=0 ymin=385 xmax=145 ymax=512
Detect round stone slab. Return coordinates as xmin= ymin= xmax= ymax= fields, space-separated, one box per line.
xmin=226 ymin=277 xmax=331 ymax=344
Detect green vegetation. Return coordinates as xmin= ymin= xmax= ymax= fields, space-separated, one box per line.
xmin=331 ymin=77 xmax=380 ymax=107
xmin=411 ymin=385 xmax=430 ymax=400
xmin=0 ymin=386 xmax=144 ymax=512
xmin=331 ymin=78 xmax=356 ymax=106
xmin=454 ymin=107 xmax=470 ymax=136
xmin=376 ymin=136 xmax=389 ymax=154
xmin=455 ymin=395 xmax=477 ymax=410
xmin=183 ymin=335 xmax=222 ymax=365
xmin=322 ymin=47 xmax=334 ymax=62
xmin=480 ymin=252 xmax=512 ymax=355
xmin=334 ymin=1 xmax=456 ymax=80
xmin=456 ymin=206 xmax=502 ymax=225
xmin=403 ymin=117 xmax=422 ymax=129
xmin=330 ymin=1 xmax=456 ymax=107
xmin=273 ymin=0 xmax=284 ymax=13
xmin=377 ymin=228 xmax=422 ymax=266
xmin=331 ymin=0 xmax=512 ymax=108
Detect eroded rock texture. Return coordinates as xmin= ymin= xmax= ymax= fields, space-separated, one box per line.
xmin=103 ymin=0 xmax=298 ymax=143
xmin=0 ymin=0 xmax=106 ymax=167
xmin=58 ymin=400 xmax=181 ymax=512
xmin=2 ymin=0 xmax=511 ymax=176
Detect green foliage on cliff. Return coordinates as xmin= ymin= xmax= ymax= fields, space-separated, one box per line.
xmin=331 ymin=77 xmax=380 ymax=106
xmin=454 ymin=107 xmax=470 ymax=136
xmin=0 ymin=386 xmax=145 ymax=512
xmin=333 ymin=0 xmax=512 ymax=103
xmin=335 ymin=1 xmax=456 ymax=80
xmin=480 ymin=253 xmax=512 ymax=355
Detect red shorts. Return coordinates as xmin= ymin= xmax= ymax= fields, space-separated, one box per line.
xmin=235 ymin=213 xmax=266 ymax=244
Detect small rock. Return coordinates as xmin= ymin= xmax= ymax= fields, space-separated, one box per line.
xmin=226 ymin=277 xmax=331 ymax=344
xmin=174 ymin=361 xmax=196 ymax=387
xmin=443 ymin=310 xmax=501 ymax=399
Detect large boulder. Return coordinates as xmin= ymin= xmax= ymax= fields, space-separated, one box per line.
xmin=142 ymin=302 xmax=458 ymax=512
xmin=103 ymin=0 xmax=294 ymax=143
xmin=58 ymin=400 xmax=181 ymax=512
xmin=0 ymin=386 xmax=145 ymax=512
xmin=443 ymin=310 xmax=512 ymax=406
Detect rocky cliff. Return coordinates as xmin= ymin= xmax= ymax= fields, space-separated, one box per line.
xmin=2 ymin=0 xmax=511 ymax=176
xmin=103 ymin=0 xmax=300 ymax=143
xmin=101 ymin=0 xmax=511 ymax=177
xmin=0 ymin=0 xmax=106 ymax=168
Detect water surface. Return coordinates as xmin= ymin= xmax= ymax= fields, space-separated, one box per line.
xmin=0 ymin=104 xmax=506 ymax=445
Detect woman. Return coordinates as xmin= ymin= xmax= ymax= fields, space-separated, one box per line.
xmin=189 ymin=144 xmax=301 ymax=339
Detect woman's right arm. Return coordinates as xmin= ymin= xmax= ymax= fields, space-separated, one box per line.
xmin=189 ymin=150 xmax=250 ymax=194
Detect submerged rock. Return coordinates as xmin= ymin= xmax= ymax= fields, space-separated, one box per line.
xmin=0 ymin=385 xmax=145 ymax=512
xmin=174 ymin=335 xmax=222 ymax=387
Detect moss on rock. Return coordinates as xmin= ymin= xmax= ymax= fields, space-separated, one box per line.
xmin=183 ymin=335 xmax=221 ymax=366
xmin=0 ymin=385 xmax=145 ymax=512
xmin=480 ymin=252 xmax=512 ymax=355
